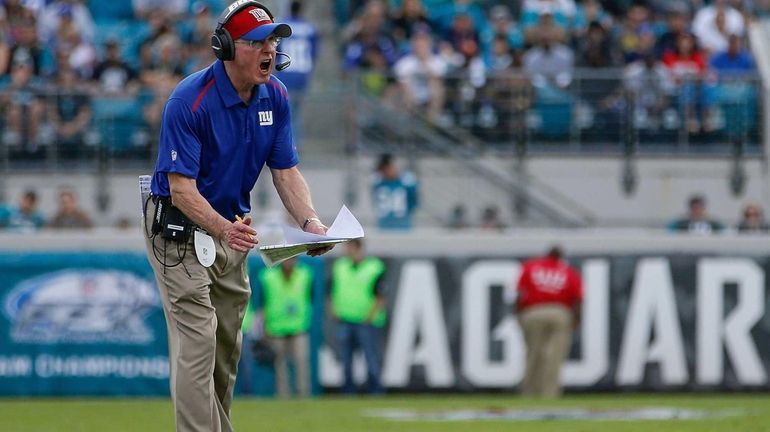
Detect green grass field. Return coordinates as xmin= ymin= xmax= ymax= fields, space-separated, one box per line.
xmin=1 ymin=394 xmax=768 ymax=432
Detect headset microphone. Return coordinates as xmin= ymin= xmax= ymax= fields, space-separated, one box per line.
xmin=275 ymin=52 xmax=291 ymax=71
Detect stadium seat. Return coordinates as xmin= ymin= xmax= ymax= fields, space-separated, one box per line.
xmin=90 ymin=97 xmax=148 ymax=153
xmin=87 ymin=0 xmax=135 ymax=21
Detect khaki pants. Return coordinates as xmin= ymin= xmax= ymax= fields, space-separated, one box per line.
xmin=268 ymin=332 xmax=310 ymax=398
xmin=144 ymin=199 xmax=250 ymax=432
xmin=518 ymin=304 xmax=574 ymax=398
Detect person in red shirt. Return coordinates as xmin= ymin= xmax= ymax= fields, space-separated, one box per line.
xmin=515 ymin=245 xmax=582 ymax=397
xmin=661 ymin=33 xmax=716 ymax=133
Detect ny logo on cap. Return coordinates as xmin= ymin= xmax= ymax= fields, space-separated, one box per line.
xmin=249 ymin=8 xmax=270 ymax=21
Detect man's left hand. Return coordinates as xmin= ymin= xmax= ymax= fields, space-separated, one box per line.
xmin=304 ymin=219 xmax=334 ymax=256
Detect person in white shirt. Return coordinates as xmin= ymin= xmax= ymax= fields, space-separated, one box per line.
xmin=393 ymin=29 xmax=448 ymax=122
xmin=693 ymin=0 xmax=744 ymax=54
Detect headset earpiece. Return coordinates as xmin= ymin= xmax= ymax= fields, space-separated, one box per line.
xmin=211 ymin=27 xmax=235 ymax=61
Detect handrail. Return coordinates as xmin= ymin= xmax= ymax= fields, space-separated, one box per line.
xmin=355 ymin=91 xmax=595 ymax=227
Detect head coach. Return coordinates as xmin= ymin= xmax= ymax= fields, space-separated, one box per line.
xmin=142 ymin=1 xmax=332 ymax=430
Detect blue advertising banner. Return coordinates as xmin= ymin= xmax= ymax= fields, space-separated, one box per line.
xmin=0 ymin=253 xmax=168 ymax=396
xmin=0 ymin=252 xmax=327 ymax=397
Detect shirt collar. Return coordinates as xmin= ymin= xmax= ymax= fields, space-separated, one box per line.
xmin=213 ymin=60 xmax=267 ymax=107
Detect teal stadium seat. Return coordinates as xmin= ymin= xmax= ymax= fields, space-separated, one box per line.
xmin=534 ymin=86 xmax=573 ymax=139
xmin=714 ymin=82 xmax=757 ymax=137
xmin=87 ymin=0 xmax=134 ymax=21
xmin=91 ymin=97 xmax=147 ymax=152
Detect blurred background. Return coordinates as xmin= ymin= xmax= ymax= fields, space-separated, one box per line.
xmin=0 ymin=0 xmax=769 ymax=399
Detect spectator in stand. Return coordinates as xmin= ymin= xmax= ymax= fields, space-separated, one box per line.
xmin=523 ymin=28 xmax=574 ymax=89
xmin=710 ymin=34 xmax=754 ymax=75
xmin=524 ymin=8 xmax=567 ymax=47
xmin=515 ymin=245 xmax=582 ymax=398
xmin=693 ymin=0 xmax=745 ymax=54
xmin=487 ymin=35 xmax=516 ymax=72
xmin=572 ymin=0 xmax=613 ymax=39
xmin=342 ymin=0 xmax=390 ymax=48
xmin=696 ymin=7 xmax=733 ymax=55
xmin=656 ymin=7 xmax=690 ymax=59
xmin=38 ymin=0 xmax=95 ymax=46
xmin=143 ymin=34 xmax=185 ymax=85
xmin=142 ymin=71 xmax=180 ymax=137
xmin=358 ymin=44 xmax=397 ymax=99
xmin=480 ymin=205 xmax=506 ymax=230
xmin=181 ymin=3 xmax=218 ymax=75
xmin=576 ymin=21 xmax=621 ymax=68
xmin=662 ymin=33 xmax=714 ymax=133
xmin=430 ymin=0 xmax=488 ymax=38
xmin=48 ymin=187 xmax=93 ymax=229
xmin=7 ymin=15 xmax=46 ymax=76
xmin=275 ymin=1 xmax=319 ymax=150
xmin=737 ymin=202 xmax=770 ymax=233
xmin=390 ymin=0 xmax=433 ymax=53
xmin=393 ymin=28 xmax=448 ymax=123
xmin=667 ymin=194 xmax=725 ymax=234
xmin=48 ymin=67 xmax=91 ymax=158
xmin=132 ymin=0 xmax=189 ymax=21
xmin=51 ymin=15 xmax=96 ymax=79
xmin=447 ymin=203 xmax=469 ymax=229
xmin=445 ymin=12 xmax=480 ymax=56
xmin=623 ymin=52 xmax=675 ymax=130
xmin=0 ymin=11 xmax=10 ymax=76
xmin=371 ymin=153 xmax=419 ymax=230
xmin=443 ymin=14 xmax=486 ymax=128
xmin=137 ymin=14 xmax=180 ymax=81
xmin=342 ymin=1 xmax=397 ymax=71
xmin=0 ymin=57 xmax=46 ymax=154
xmin=521 ymin=0 xmax=575 ymax=33
xmin=481 ymin=5 xmax=524 ymax=67
xmin=4 ymin=0 xmax=36 ymax=41
xmin=0 ymin=189 xmax=45 ymax=231
xmin=487 ymin=48 xmax=533 ymax=143
xmin=615 ymin=3 xmax=656 ymax=64
xmin=92 ymin=39 xmax=139 ymax=95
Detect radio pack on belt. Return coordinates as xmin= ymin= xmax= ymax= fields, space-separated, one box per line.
xmin=152 ymin=197 xmax=193 ymax=242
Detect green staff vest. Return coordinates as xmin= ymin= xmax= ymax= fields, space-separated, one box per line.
xmin=331 ymin=257 xmax=386 ymax=327
xmin=259 ymin=264 xmax=313 ymax=337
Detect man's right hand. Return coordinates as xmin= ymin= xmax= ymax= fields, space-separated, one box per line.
xmin=223 ymin=216 xmax=258 ymax=252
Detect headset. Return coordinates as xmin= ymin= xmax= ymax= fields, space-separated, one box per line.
xmin=211 ymin=0 xmax=291 ymax=70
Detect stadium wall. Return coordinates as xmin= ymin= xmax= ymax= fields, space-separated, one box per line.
xmin=3 ymin=155 xmax=767 ymax=229
xmin=0 ymin=230 xmax=768 ymax=395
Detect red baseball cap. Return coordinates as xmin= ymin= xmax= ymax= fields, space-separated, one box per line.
xmin=224 ymin=5 xmax=292 ymax=41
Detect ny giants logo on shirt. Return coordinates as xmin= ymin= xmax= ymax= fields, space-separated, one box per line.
xmin=531 ymin=268 xmax=567 ymax=293
xmin=258 ymin=110 xmax=273 ymax=126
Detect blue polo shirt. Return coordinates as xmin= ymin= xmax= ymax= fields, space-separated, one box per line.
xmin=151 ymin=60 xmax=298 ymax=221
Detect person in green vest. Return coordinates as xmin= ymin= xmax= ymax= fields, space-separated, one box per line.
xmin=329 ymin=238 xmax=386 ymax=394
xmin=255 ymin=257 xmax=314 ymax=398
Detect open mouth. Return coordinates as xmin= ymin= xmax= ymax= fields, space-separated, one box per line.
xmin=259 ymin=59 xmax=272 ymax=72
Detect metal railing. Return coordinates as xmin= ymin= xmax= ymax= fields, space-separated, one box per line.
xmin=0 ymin=69 xmax=762 ymax=171
xmin=349 ymin=67 xmax=764 ymax=157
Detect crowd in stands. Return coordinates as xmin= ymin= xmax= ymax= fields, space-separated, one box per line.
xmin=442 ymin=194 xmax=770 ymax=233
xmin=339 ymin=0 xmax=764 ymax=143
xmin=0 ymin=0 xmax=764 ymax=160
xmin=0 ymin=0 xmax=225 ymax=159
xmin=0 ymin=186 xmax=93 ymax=231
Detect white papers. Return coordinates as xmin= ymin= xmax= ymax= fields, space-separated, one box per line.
xmin=258 ymin=205 xmax=364 ymax=267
